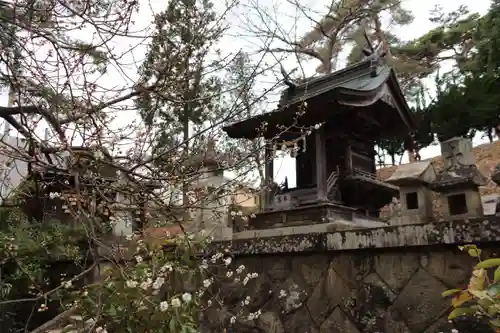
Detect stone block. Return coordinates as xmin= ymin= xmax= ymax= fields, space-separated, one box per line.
xmin=275 ymin=276 xmax=308 ymax=315
xmin=291 ymin=254 xmax=329 ymax=292
xmin=374 ymin=252 xmax=420 ymax=292
xmin=333 ymin=252 xmax=372 ymax=282
xmin=256 ymin=311 xmax=284 ymax=333
xmin=340 ymin=273 xmax=397 ymax=332
xmin=319 ymin=307 xmax=360 ymax=333
xmin=441 ymin=189 xmax=483 ymax=219
xmin=420 ymin=250 xmax=472 ymax=288
xmin=392 ymin=268 xmax=448 ymax=332
xmin=440 ymin=136 xmax=476 ymax=169
xmin=282 ymin=306 xmax=319 ymax=333
xmin=306 ymin=262 xmax=352 ymax=326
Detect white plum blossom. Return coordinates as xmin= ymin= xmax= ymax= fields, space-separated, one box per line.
xmin=182 ymin=292 xmax=192 ymax=303
xmin=153 ymin=277 xmax=165 ymax=289
xmin=135 ymin=255 xmax=143 ymax=263
xmin=210 ymin=252 xmax=223 ymax=263
xmin=236 ymin=265 xmax=245 ymax=274
xmin=160 ymin=263 xmax=173 ymax=272
xmin=62 ymin=280 xmax=72 ymax=288
xmin=171 ymin=297 xmax=181 ymax=308
xmin=241 ymin=295 xmax=251 ymax=306
xmin=37 ymin=303 xmax=48 ymax=312
xmin=126 ymin=280 xmax=138 ymax=288
xmin=247 ymin=310 xmax=262 ymax=321
xmin=243 ymin=277 xmax=249 ymax=285
xmin=226 ymin=270 xmax=233 ymax=278
xmin=224 ymin=257 xmax=232 ymax=266
xmin=159 ymin=301 xmax=169 ymax=312
xmin=96 ymin=327 xmax=107 ymax=333
xmin=140 ymin=278 xmax=152 ymax=290
xmin=203 ymin=279 xmax=212 ymax=288
xmin=230 ymin=316 xmax=236 ymax=324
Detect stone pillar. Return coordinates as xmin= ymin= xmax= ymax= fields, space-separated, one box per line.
xmin=440 ymin=137 xmax=476 ymax=169
xmin=436 ymin=136 xmax=485 ymax=219
xmin=112 ymin=171 xmax=133 ymax=237
xmin=192 ymin=167 xmax=232 ymax=241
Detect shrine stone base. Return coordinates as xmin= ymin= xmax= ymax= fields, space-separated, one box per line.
xmin=248 ymin=202 xmax=388 ymax=232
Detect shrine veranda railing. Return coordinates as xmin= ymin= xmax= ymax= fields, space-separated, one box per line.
xmin=347 ymin=168 xmax=399 ymax=190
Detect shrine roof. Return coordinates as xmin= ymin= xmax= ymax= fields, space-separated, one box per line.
xmin=223 ymin=59 xmax=416 ymax=140
xmin=277 ymin=60 xmax=392 ymax=107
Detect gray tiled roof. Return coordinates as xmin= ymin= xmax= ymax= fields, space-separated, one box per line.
xmin=278 ymin=60 xmax=391 ymax=108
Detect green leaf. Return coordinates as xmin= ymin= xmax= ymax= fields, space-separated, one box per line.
xmin=494 ymin=266 xmax=500 ymax=282
xmin=486 ymin=283 xmax=500 ymax=298
xmin=468 ymin=247 xmax=482 ymax=257
xmin=475 ymin=258 xmax=500 ymax=269
xmin=169 ymin=318 xmax=177 ymax=332
xmin=448 ymin=307 xmax=478 ymax=320
xmin=488 ymin=305 xmax=499 ymax=316
xmin=442 ymin=289 xmax=462 ymax=297
xmin=459 ymin=244 xmax=482 ymax=257
xmin=490 ymin=319 xmax=500 ymax=327
xmin=477 ymin=298 xmax=494 ymax=310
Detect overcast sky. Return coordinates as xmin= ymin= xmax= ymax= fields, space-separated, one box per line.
xmin=0 ymin=0 xmax=492 ymax=186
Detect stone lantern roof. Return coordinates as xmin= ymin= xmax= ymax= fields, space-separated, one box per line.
xmin=188 ymin=139 xmax=231 ymax=171
xmin=385 ymin=160 xmax=436 ymax=187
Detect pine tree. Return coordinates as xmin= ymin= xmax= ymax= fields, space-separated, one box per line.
xmin=257 ymin=0 xmax=415 ymax=74
xmin=417 ymin=2 xmax=500 ymax=143
xmin=136 ymin=0 xmax=226 ymax=207
xmin=224 ymin=51 xmax=266 ymax=186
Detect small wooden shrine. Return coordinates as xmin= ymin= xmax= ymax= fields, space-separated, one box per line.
xmin=223 ymin=46 xmax=417 ymax=226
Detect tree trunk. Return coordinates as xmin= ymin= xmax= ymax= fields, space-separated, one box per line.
xmin=182 ymin=104 xmax=190 ymax=223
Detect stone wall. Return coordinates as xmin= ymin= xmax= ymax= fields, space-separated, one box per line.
xmin=204 ymin=217 xmax=500 ymax=333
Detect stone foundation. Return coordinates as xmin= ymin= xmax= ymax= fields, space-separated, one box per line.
xmin=249 ymin=203 xmax=389 ymax=231
xmin=204 ymin=217 xmax=500 ymax=333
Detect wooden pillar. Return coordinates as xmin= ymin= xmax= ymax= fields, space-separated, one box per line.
xmin=315 ymin=127 xmax=327 ymax=201
xmin=345 ymin=143 xmax=352 ymax=173
xmin=263 ymin=141 xmax=274 ymax=210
